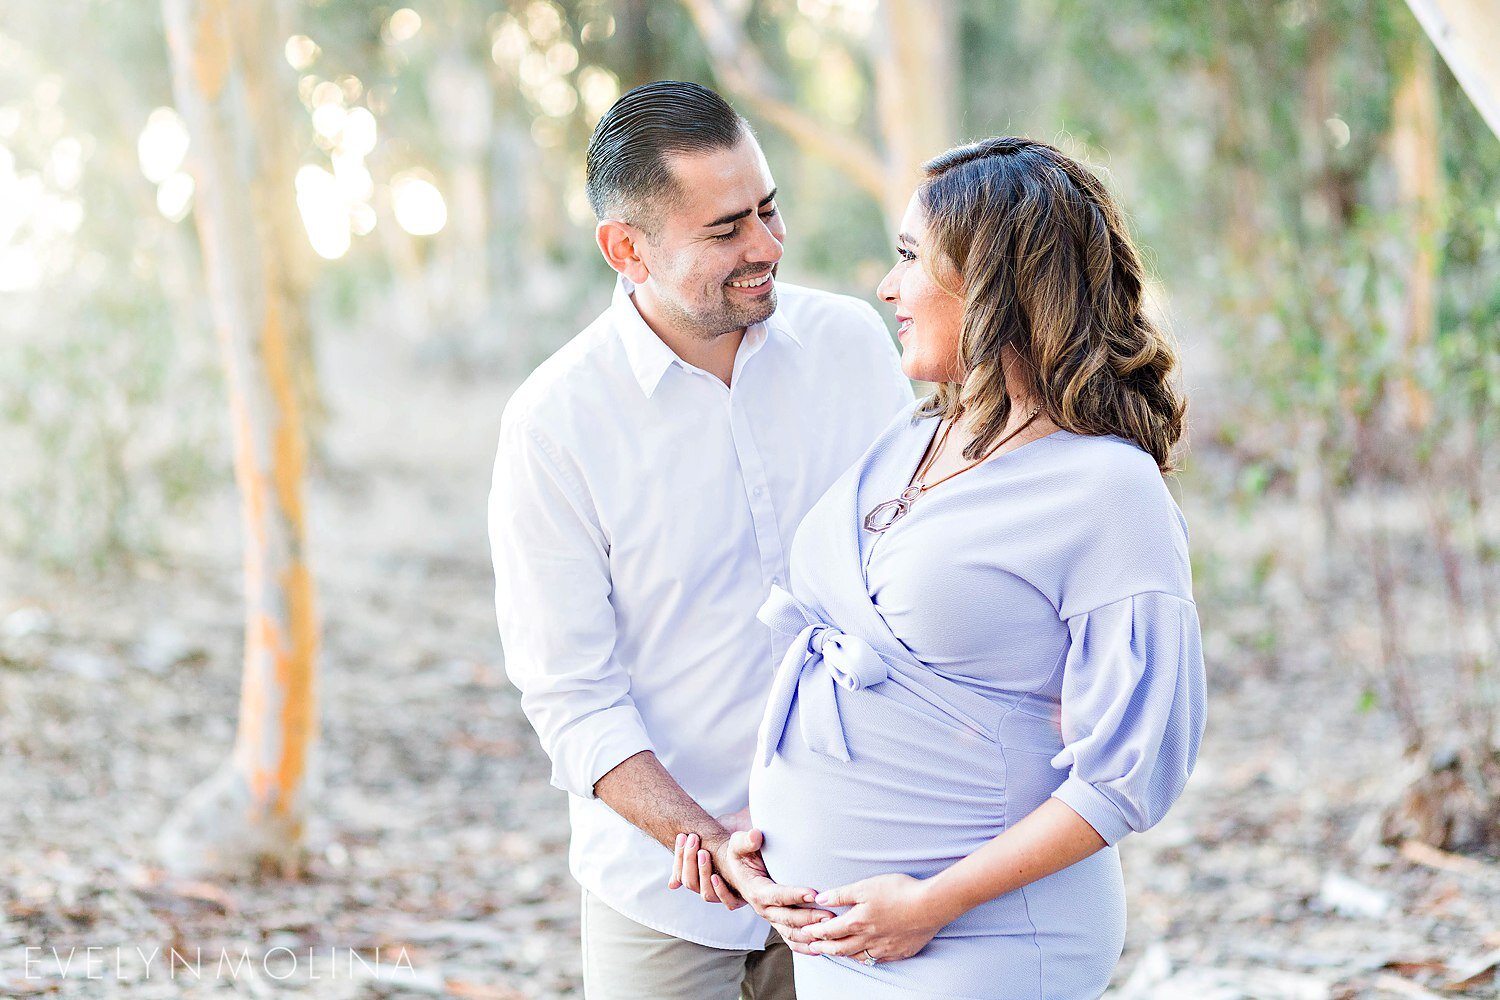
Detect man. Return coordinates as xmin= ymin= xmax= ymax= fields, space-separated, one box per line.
xmin=489 ymin=80 xmax=913 ymax=1000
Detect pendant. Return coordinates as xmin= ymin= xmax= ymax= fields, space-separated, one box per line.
xmin=863 ymin=486 xmax=922 ymax=533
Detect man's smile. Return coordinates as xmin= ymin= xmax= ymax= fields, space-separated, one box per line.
xmin=726 ymin=270 xmax=774 ymax=292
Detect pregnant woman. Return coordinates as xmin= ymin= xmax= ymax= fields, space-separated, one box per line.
xmin=673 ymin=137 xmax=1207 ymax=999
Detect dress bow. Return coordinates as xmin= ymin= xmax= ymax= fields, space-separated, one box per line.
xmin=756 ymin=585 xmax=889 ymax=764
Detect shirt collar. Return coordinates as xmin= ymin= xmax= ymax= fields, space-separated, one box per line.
xmin=611 ymin=275 xmax=804 ymax=399
xmin=612 ymin=277 xmax=679 ymax=399
xmin=764 ymin=301 xmax=803 ymax=349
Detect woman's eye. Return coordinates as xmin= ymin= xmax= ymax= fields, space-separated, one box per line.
xmin=897 ymin=246 xmax=916 ymax=262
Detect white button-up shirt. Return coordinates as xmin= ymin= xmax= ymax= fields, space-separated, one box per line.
xmin=489 ymin=277 xmax=913 ymax=949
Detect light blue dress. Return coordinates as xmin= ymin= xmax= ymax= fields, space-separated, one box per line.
xmin=747 ymin=410 xmax=1207 ymax=1000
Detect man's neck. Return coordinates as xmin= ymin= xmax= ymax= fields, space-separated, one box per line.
xmin=630 ymin=289 xmax=744 ymax=387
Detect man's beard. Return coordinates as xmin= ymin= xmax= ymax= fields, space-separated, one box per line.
xmin=662 ymin=277 xmax=778 ymax=341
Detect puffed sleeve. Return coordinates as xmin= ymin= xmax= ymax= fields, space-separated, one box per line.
xmin=1048 ymin=591 xmax=1206 ymax=846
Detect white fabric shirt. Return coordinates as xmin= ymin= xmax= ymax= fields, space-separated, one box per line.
xmin=489 ymin=276 xmax=913 ymax=948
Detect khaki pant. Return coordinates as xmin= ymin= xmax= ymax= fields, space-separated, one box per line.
xmin=581 ymin=889 xmax=796 ymax=1000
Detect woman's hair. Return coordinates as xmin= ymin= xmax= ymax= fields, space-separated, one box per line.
xmin=913 ymin=137 xmax=1186 ymax=472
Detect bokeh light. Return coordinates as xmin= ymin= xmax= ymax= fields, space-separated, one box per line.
xmin=340 ymin=107 xmax=378 ymax=158
xmin=578 ymin=66 xmax=620 ymax=122
xmin=383 ymin=8 xmax=422 ymax=45
xmin=137 ymin=107 xmax=188 ymax=185
xmin=1326 ymin=116 xmax=1352 ymax=149
xmin=390 ymin=172 xmax=446 ymax=237
xmin=491 ymin=18 xmax=528 ymax=68
xmin=331 ymin=150 xmax=374 ymax=202
xmin=155 ymin=171 xmax=193 ymax=222
xmin=284 ymin=35 xmax=320 ymax=71
xmin=312 ymin=103 xmax=346 ymax=143
xmin=537 ymin=80 xmax=577 ymax=119
xmin=295 ymin=163 xmax=351 ymax=259
xmin=524 ymin=2 xmax=564 ymax=43
xmin=349 ymin=201 xmax=377 ymax=236
xmin=579 ymin=15 xmax=615 ymax=43
xmin=797 ymin=0 xmax=880 ymax=34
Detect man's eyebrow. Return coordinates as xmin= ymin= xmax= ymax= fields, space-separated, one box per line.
xmin=703 ymin=189 xmax=778 ymax=229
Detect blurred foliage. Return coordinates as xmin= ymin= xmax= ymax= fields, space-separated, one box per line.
xmin=1 ymin=1 xmax=1497 ymax=581
xmin=0 ymin=0 xmax=1496 ymax=844
xmin=0 ymin=2 xmax=220 ymax=568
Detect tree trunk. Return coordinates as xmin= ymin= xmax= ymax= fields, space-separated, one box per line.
xmin=1389 ymin=35 xmax=1442 ymax=430
xmin=613 ymin=0 xmax=659 ymax=92
xmin=873 ymin=0 xmax=956 ymax=222
xmin=157 ymin=0 xmax=320 ymax=879
xmin=1403 ymin=0 xmax=1500 ymax=141
xmin=429 ymin=46 xmax=494 ymax=334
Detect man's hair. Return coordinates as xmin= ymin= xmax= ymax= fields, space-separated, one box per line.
xmin=584 ymin=80 xmax=748 ymax=228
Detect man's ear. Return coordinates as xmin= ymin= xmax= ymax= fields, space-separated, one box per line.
xmin=596 ymin=220 xmax=651 ymax=283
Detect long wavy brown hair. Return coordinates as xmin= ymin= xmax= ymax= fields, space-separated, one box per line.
xmin=913 ymin=137 xmax=1186 ymax=472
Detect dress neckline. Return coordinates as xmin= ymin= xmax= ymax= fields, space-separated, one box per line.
xmin=860 ymin=416 xmax=1068 ymax=572
xmin=905 ymin=414 xmax=1068 ymax=492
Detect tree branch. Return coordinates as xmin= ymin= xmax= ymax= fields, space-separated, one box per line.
xmin=678 ymin=0 xmax=889 ymax=202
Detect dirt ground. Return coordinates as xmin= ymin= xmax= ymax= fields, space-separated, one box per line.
xmin=1 ymin=319 xmax=1497 ymax=999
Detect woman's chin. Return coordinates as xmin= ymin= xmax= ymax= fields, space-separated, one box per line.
xmin=901 ymin=360 xmax=946 ymax=384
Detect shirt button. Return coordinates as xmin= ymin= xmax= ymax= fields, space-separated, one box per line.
xmin=772 ymin=576 xmax=783 ymax=587
xmin=752 ymin=486 xmax=764 ymax=498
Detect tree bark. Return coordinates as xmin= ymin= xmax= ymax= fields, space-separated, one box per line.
xmin=613 ymin=0 xmax=659 ymax=92
xmin=157 ymin=0 xmax=320 ymax=878
xmin=1389 ymin=35 xmax=1442 ymax=430
xmin=429 ymin=44 xmax=494 ymax=332
xmin=873 ymin=0 xmax=956 ymax=221
xmin=1403 ymin=0 xmax=1500 ymax=141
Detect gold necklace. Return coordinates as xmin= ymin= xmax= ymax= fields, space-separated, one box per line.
xmin=862 ymin=406 xmax=1043 ymax=534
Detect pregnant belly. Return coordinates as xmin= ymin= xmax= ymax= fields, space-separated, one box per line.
xmin=750 ymin=682 xmax=1126 ymax=983
xmin=749 ymin=682 xmax=1061 ymax=894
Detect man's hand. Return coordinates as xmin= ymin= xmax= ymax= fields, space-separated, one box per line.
xmin=590 ymin=751 xmax=832 ymax=941
xmin=668 ymin=827 xmax=834 ymax=952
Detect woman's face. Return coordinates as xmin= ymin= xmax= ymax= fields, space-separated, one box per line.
xmin=877 ymin=193 xmax=964 ymax=384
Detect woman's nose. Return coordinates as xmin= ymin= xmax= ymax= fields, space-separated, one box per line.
xmin=876 ymin=265 xmax=900 ymax=303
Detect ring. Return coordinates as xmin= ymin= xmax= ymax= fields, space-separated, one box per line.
xmin=861 ymin=949 xmax=877 ymax=967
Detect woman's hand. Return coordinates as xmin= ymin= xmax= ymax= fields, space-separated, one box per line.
xmin=716 ymin=807 xmax=753 ymax=834
xmin=800 ymin=874 xmax=952 ymax=964
xmin=669 ymin=829 xmax=747 ymax=908
xmin=667 ymin=827 xmax=835 ymax=952
xmin=667 ymin=808 xmax=753 ymax=906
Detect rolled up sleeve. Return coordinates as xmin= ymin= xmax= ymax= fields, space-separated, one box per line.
xmin=489 ymin=418 xmax=653 ymax=799
xmin=1049 ymin=591 xmax=1206 ymax=846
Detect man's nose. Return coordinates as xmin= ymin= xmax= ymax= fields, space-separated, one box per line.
xmin=745 ymin=216 xmax=784 ymax=264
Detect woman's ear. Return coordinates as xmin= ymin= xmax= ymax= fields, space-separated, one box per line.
xmin=596 ymin=220 xmax=650 ymax=283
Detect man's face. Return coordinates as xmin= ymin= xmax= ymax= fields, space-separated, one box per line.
xmin=631 ymin=133 xmax=786 ymax=340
